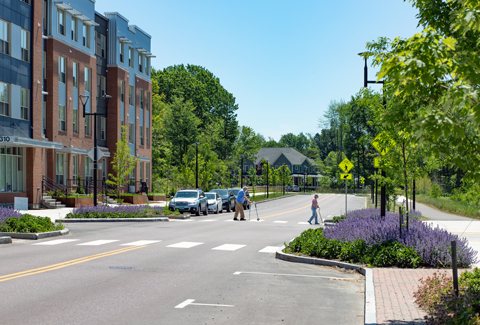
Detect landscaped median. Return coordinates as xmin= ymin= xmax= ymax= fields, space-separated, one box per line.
xmin=0 ymin=207 xmax=68 ymax=241
xmin=281 ymin=208 xmax=480 ymax=324
xmin=56 ymin=204 xmax=174 ymax=222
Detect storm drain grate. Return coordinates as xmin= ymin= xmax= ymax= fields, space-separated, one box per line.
xmin=109 ymin=266 xmax=142 ymax=270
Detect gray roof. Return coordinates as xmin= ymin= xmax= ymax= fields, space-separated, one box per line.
xmin=254 ymin=148 xmax=316 ymax=166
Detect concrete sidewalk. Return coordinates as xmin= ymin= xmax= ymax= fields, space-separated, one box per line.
xmin=372 ymin=200 xmax=480 ymax=324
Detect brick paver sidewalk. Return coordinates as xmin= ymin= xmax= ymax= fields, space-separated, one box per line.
xmin=374 ymin=268 xmax=452 ymax=324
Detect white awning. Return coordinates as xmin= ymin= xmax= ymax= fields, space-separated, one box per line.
xmin=118 ymin=36 xmax=133 ymax=44
xmin=0 ymin=136 xmax=62 ymax=150
xmin=54 ymin=2 xmax=72 ymax=10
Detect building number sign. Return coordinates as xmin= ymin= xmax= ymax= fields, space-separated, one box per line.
xmin=0 ymin=136 xmax=13 ymax=143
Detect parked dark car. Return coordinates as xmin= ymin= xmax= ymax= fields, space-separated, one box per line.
xmin=228 ymin=188 xmax=250 ymax=210
xmin=286 ymin=185 xmax=293 ymax=192
xmin=292 ymin=185 xmax=300 ymax=192
xmin=168 ymin=189 xmax=208 ymax=216
xmin=209 ymin=189 xmax=235 ymax=212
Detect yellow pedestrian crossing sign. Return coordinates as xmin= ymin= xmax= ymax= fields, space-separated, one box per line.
xmin=340 ymin=173 xmax=352 ymax=180
xmin=338 ymin=158 xmax=354 ymax=173
xmin=371 ymin=133 xmax=396 ymax=156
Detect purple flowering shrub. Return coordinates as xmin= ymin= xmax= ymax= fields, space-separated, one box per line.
xmin=0 ymin=207 xmax=22 ymax=225
xmin=323 ymin=208 xmax=478 ymax=268
xmin=414 ymin=269 xmax=480 ymax=324
xmin=66 ymin=205 xmax=164 ymax=219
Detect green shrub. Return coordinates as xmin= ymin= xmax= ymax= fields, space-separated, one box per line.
xmin=430 ymin=183 xmax=442 ymax=199
xmin=414 ymin=269 xmax=480 ymax=324
xmin=0 ymin=214 xmax=64 ymax=233
xmin=287 ymin=228 xmax=423 ymax=268
xmin=332 ymin=215 xmax=346 ymax=223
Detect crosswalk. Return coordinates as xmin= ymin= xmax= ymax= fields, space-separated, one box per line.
xmin=31 ymin=238 xmax=283 ymax=253
xmin=175 ymin=219 xmax=311 ymax=224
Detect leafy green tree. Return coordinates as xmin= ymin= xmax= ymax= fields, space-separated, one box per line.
xmin=163 ymin=97 xmax=200 ymax=166
xmin=107 ymin=126 xmax=138 ymax=196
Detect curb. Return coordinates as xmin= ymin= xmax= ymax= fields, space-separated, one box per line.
xmin=276 ymin=245 xmax=376 ymax=325
xmin=0 ymin=228 xmax=69 ymax=240
xmin=0 ymin=236 xmax=12 ymax=244
xmin=56 ymin=217 xmax=169 ymax=222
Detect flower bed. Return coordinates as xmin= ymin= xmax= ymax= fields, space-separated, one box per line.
xmin=287 ymin=208 xmax=478 ymax=268
xmin=0 ymin=207 xmax=22 ymax=225
xmin=66 ymin=205 xmax=164 ymax=219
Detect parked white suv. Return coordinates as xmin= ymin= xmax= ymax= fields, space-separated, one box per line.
xmin=168 ymin=189 xmax=208 ymax=216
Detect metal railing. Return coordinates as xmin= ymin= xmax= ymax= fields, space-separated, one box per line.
xmin=42 ymin=175 xmax=68 ymax=208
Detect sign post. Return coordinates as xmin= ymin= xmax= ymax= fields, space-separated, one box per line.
xmin=339 ymin=158 xmax=354 ymax=216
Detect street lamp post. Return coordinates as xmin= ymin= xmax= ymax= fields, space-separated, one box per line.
xmin=195 ymin=142 xmax=200 ymax=189
xmin=359 ymin=53 xmax=386 ymax=217
xmin=80 ymin=94 xmax=111 ymax=206
xmin=304 ymin=171 xmax=307 ymax=194
xmin=240 ymin=155 xmax=244 ymax=188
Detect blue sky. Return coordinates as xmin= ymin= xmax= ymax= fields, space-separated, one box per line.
xmin=95 ymin=1 xmax=421 ymax=141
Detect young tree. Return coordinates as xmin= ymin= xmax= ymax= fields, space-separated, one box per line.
xmin=107 ymin=126 xmax=138 ymax=197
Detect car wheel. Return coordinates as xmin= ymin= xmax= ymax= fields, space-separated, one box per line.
xmin=220 ymin=206 xmax=223 ymax=213
xmin=215 ymin=205 xmax=219 ymax=214
xmin=195 ymin=207 xmax=200 ymax=216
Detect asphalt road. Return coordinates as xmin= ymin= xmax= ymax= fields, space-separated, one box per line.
xmin=0 ymin=194 xmax=366 ymax=325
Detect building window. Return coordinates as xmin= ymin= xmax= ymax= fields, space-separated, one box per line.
xmin=73 ymin=105 xmax=78 ymax=133
xmin=146 ymin=162 xmax=150 ymax=189
xmin=146 ymin=57 xmax=150 ymax=76
xmin=84 ymin=67 xmax=91 ymax=92
xmin=42 ymin=100 xmax=46 ymax=136
xmin=102 ymin=158 xmax=107 ymax=182
xmin=83 ymin=23 xmax=90 ymax=48
xmin=0 ymin=82 xmax=10 ymax=117
xmin=129 ymin=85 xmax=133 ymax=106
xmin=72 ymin=154 xmax=78 ymax=184
xmin=119 ymin=42 xmax=124 ymax=63
xmin=71 ymin=16 xmax=77 ymax=42
xmin=0 ymin=146 xmax=24 ymax=192
xmin=73 ymin=62 xmax=78 ymax=88
xmin=129 ymin=47 xmax=134 ymax=68
xmin=139 ymin=162 xmax=144 ymax=184
xmin=43 ymin=51 xmax=46 ymax=87
xmin=100 ymin=117 xmax=106 ymax=140
xmin=138 ymin=53 xmax=143 ymax=72
xmin=20 ymin=88 xmax=29 ymax=120
xmin=20 ymin=0 xmax=31 ymax=5
xmin=140 ymin=89 xmax=144 ymax=109
xmin=84 ymin=156 xmax=92 ymax=182
xmin=58 ymin=9 xmax=65 ymax=35
xmin=59 ymin=56 xmax=66 ymax=83
xmin=100 ymin=76 xmax=106 ymax=97
xmin=129 ymin=166 xmax=136 ymax=191
xmin=96 ymin=33 xmax=105 ymax=58
xmin=140 ymin=126 xmax=144 ymax=145
xmin=0 ymin=20 xmax=10 ymax=55
xmin=129 ymin=122 xmax=134 ymax=144
xmin=56 ymin=153 xmax=65 ymax=185
xmin=21 ymin=29 xmax=29 ymax=62
xmin=120 ymin=80 xmax=125 ymax=102
xmin=85 ymin=116 xmax=91 ymax=136
xmin=59 ymin=105 xmax=66 ymax=131
xmin=146 ymin=91 xmax=150 ymax=110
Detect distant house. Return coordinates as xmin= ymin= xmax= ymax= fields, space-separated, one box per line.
xmin=241 ymin=148 xmax=322 ymax=186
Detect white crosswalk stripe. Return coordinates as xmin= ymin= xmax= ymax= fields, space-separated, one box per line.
xmin=121 ymin=240 xmax=161 ymax=246
xmin=199 ymin=220 xmax=217 ymax=222
xmin=167 ymin=242 xmax=204 ymax=248
xmin=273 ymin=221 xmax=288 ymax=224
xmin=212 ymin=244 xmax=246 ymax=251
xmin=33 ymin=239 xmax=79 ymax=245
xmin=78 ymin=240 xmax=120 ymax=246
xmin=259 ymin=246 xmax=282 ymax=253
xmin=298 ymin=222 xmax=310 ymax=225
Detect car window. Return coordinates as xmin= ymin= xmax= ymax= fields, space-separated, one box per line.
xmin=206 ymin=193 xmax=215 ymax=199
xmin=175 ymin=192 xmax=198 ymax=199
xmin=212 ymin=189 xmax=227 ymax=196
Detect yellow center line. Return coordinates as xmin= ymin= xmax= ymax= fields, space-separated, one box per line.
xmin=0 ymin=245 xmax=147 ymax=283
xmin=259 ymin=194 xmax=336 ymax=220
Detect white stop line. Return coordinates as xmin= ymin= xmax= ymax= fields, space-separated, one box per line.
xmin=175 ymin=299 xmax=234 ymax=309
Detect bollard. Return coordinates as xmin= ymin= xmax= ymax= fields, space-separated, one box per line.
xmin=451 ymin=241 xmax=459 ymax=297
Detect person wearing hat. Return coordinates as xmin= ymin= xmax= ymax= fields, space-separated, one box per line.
xmin=308 ymin=194 xmax=322 ymax=225
xmin=233 ymin=186 xmax=252 ymax=221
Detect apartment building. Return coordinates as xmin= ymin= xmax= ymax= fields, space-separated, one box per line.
xmin=0 ymin=0 xmax=153 ymax=207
